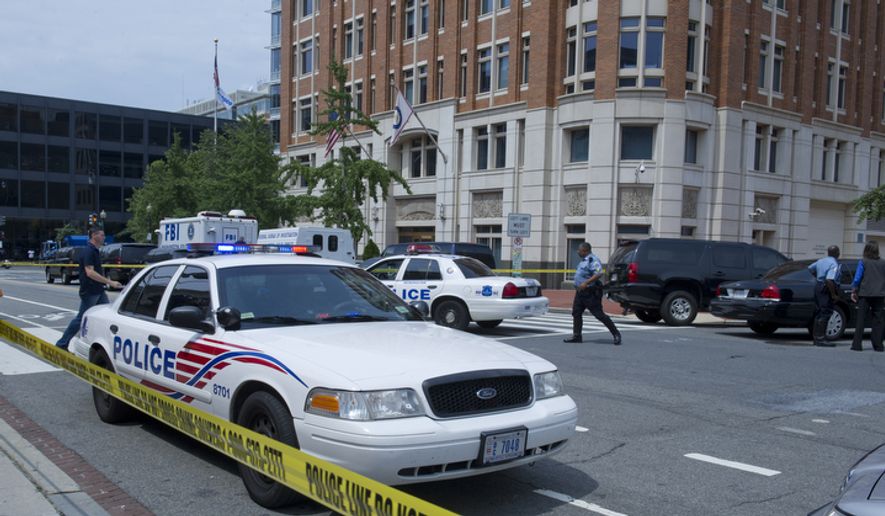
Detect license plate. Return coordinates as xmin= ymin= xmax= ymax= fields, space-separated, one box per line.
xmin=526 ymin=286 xmax=537 ymax=296
xmin=729 ymin=289 xmax=748 ymax=298
xmin=481 ymin=428 xmax=527 ymax=465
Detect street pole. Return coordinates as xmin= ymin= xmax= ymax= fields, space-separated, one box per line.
xmin=213 ymin=39 xmax=219 ymax=144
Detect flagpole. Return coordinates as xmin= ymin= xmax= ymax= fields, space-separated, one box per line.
xmin=213 ymin=39 xmax=218 ymax=143
xmin=392 ymin=86 xmax=448 ymax=164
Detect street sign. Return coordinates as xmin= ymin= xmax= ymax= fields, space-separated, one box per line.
xmin=511 ymin=236 xmax=524 ymax=277
xmin=507 ymin=213 xmax=531 ymax=238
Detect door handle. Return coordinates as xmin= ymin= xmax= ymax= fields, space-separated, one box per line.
xmin=427 ymin=285 xmax=438 ymax=290
xmin=109 ymin=325 xmax=118 ymax=334
xmin=148 ymin=335 xmax=160 ymax=346
xmin=713 ymin=271 xmax=726 ymax=276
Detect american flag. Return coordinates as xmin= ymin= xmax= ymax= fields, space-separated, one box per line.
xmin=324 ymin=111 xmax=342 ymax=158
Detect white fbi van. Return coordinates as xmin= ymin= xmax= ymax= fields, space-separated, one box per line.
xmin=257 ymin=226 xmax=356 ymax=263
xmin=159 ymin=211 xmax=258 ymax=247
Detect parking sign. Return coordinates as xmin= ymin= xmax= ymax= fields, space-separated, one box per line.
xmin=507 ymin=213 xmax=531 ymax=238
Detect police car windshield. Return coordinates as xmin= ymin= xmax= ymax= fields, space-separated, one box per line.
xmin=455 ymin=258 xmax=495 ymax=278
xmin=217 ymin=265 xmax=422 ymax=327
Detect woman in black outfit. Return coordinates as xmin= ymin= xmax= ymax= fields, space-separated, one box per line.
xmin=850 ymin=241 xmax=885 ymax=351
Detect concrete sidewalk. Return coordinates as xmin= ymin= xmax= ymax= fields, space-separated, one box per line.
xmin=544 ymin=289 xmax=742 ymax=326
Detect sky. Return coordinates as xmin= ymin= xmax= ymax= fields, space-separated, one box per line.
xmin=1 ymin=0 xmax=269 ymax=112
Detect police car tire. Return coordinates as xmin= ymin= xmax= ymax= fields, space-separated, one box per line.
xmin=476 ymin=319 xmax=503 ymax=329
xmin=434 ymin=300 xmax=470 ymax=331
xmin=90 ymin=349 xmax=134 ymax=424
xmin=45 ymin=269 xmax=54 ymax=284
xmin=236 ymin=391 xmax=303 ymax=508
xmin=62 ymin=269 xmax=71 ymax=284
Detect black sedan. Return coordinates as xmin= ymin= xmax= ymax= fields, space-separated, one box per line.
xmin=809 ymin=443 xmax=885 ymax=516
xmin=710 ymin=259 xmax=863 ymax=341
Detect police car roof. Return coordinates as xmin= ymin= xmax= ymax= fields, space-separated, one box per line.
xmin=387 ymin=253 xmax=462 ymax=261
xmin=161 ymin=253 xmax=356 ymax=269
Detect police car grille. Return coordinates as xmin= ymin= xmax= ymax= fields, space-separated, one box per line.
xmin=423 ymin=370 xmax=532 ymax=418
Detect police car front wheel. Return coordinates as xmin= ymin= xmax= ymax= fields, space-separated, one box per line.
xmin=89 ymin=348 xmax=134 ymax=424
xmin=236 ymin=391 xmax=304 ymax=508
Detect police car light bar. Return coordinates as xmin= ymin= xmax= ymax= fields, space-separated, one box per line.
xmin=186 ymin=243 xmax=320 ymax=255
xmin=406 ymin=243 xmax=435 ymax=254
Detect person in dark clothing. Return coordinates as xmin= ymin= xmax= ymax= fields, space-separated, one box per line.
xmin=55 ymin=228 xmax=122 ymax=350
xmin=808 ymin=245 xmax=842 ymax=347
xmin=564 ymin=242 xmax=621 ymax=345
xmin=850 ymin=241 xmax=885 ymax=351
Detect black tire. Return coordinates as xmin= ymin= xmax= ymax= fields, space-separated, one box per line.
xmin=62 ymin=269 xmax=72 ymax=284
xmin=749 ymin=321 xmax=779 ymax=335
xmin=90 ymin=349 xmax=134 ymax=424
xmin=660 ymin=290 xmax=698 ymax=326
xmin=825 ymin=306 xmax=847 ymax=341
xmin=433 ymin=300 xmax=470 ymax=331
xmin=236 ymin=391 xmax=302 ymax=508
xmin=635 ymin=309 xmax=662 ymax=323
xmin=476 ymin=319 xmax=503 ymax=329
xmin=45 ymin=268 xmax=54 ymax=284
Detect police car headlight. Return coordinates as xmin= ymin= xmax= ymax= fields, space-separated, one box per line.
xmin=533 ymin=371 xmax=564 ymax=399
xmin=306 ymin=388 xmax=425 ymax=420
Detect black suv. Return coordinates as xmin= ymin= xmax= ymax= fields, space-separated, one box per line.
xmin=45 ymin=246 xmax=83 ymax=284
xmin=606 ymin=238 xmax=789 ymax=326
xmin=100 ymin=243 xmax=155 ymax=284
xmin=364 ymin=242 xmax=498 ymax=269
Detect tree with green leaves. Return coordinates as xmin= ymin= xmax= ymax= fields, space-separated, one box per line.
xmin=853 ymin=186 xmax=885 ymax=223
xmin=291 ymin=60 xmax=411 ymax=245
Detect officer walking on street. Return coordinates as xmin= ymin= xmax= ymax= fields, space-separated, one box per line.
xmin=55 ymin=227 xmax=122 ymax=350
xmin=564 ymin=243 xmax=621 ymax=345
xmin=808 ymin=245 xmax=842 ymax=347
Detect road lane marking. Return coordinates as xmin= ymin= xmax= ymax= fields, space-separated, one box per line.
xmin=534 ymin=489 xmax=627 ymax=516
xmin=812 ymin=419 xmax=830 ymax=424
xmin=777 ymin=426 xmax=816 ymax=436
xmin=684 ymin=453 xmax=781 ymax=477
xmin=576 ymin=426 xmax=589 ymax=433
xmin=836 ymin=411 xmax=870 ymax=418
xmin=0 ymin=311 xmax=55 ymax=329
xmin=1 ymin=295 xmax=76 ymax=313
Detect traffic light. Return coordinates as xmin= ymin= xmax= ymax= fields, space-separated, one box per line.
xmin=88 ymin=213 xmax=97 ymax=226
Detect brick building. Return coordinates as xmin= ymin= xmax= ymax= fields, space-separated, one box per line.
xmin=279 ymin=0 xmax=885 ymax=275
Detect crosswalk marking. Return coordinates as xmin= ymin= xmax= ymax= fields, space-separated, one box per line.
xmin=493 ymin=313 xmax=688 ymax=336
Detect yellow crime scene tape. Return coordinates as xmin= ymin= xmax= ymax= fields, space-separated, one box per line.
xmin=6 ymin=262 xmax=577 ymax=273
xmin=0 ymin=320 xmax=454 ymax=516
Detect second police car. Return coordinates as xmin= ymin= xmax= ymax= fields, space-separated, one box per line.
xmin=364 ymin=244 xmax=549 ymax=331
xmin=71 ymin=244 xmax=577 ymax=508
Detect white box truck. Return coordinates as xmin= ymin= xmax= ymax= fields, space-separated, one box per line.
xmin=257 ymin=226 xmax=356 ymax=263
xmin=159 ymin=211 xmax=258 ymax=247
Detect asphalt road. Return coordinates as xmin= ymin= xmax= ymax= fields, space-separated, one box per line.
xmin=1 ymin=267 xmax=883 ymax=515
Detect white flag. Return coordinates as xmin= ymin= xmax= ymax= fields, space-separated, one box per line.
xmin=389 ymin=91 xmax=414 ymax=146
xmin=216 ymin=86 xmax=234 ymax=110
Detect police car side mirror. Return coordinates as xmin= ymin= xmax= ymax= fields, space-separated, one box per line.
xmin=408 ymin=301 xmax=430 ymax=318
xmin=216 ymin=306 xmax=241 ymax=331
xmin=169 ymin=306 xmax=215 ymax=334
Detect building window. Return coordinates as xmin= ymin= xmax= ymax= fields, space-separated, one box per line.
xmin=685 ymin=129 xmax=698 ymax=164
xmin=496 ymin=42 xmax=509 ymax=90
xmin=388 ymin=72 xmax=395 ymax=109
xmin=461 ymin=0 xmax=469 ymax=21
xmin=438 ymin=0 xmax=445 ymax=29
xmin=568 ymin=128 xmax=589 ymax=163
xmin=754 ymin=125 xmax=767 ymax=171
xmin=356 ymin=17 xmax=365 ymax=56
xmin=353 ymin=81 xmax=364 ymax=113
xmin=620 ymin=126 xmax=654 ymax=160
xmin=418 ymin=64 xmax=428 ymax=104
xmin=478 ymin=47 xmax=492 ymax=94
xmin=832 ymin=0 xmax=850 ymax=33
xmin=420 ymin=0 xmax=429 ymax=35
xmin=521 ymin=36 xmax=530 ymax=85
xmin=460 ymin=52 xmax=468 ymax=97
xmin=477 ymin=127 xmax=489 ymax=170
xmin=388 ymin=6 xmax=397 ymax=42
xmin=406 ymin=137 xmax=437 ymax=178
xmin=405 ymin=0 xmax=416 ymax=40
xmin=371 ymin=13 xmax=377 ymax=51
xmin=644 ymin=17 xmax=665 ymax=70
xmin=474 ymin=225 xmax=502 ymax=264
xmin=403 ymin=68 xmax=415 ymax=104
xmin=300 ymin=39 xmax=313 ymax=75
xmin=758 ymin=40 xmax=769 ymax=89
xmin=582 ymin=22 xmax=597 ymax=74
xmin=480 ymin=0 xmax=492 ymax=16
xmin=566 ymin=26 xmax=577 ymax=77
xmin=299 ymin=97 xmax=312 ymax=132
xmin=821 ymin=138 xmax=832 ymax=181
xmin=493 ymin=123 xmax=507 ymax=168
xmin=768 ymin=129 xmax=779 ymax=173
xmin=517 ymin=119 xmax=525 ymax=167
xmin=838 ymin=65 xmax=847 ymax=109
xmin=878 ymin=150 xmax=885 ymax=187
xmin=345 ymin=21 xmax=354 ymax=59
xmin=301 ymin=0 xmax=313 ymax=18
xmin=370 ymin=78 xmax=376 ymax=113
xmin=619 ymin=18 xmax=640 ymax=69
xmin=687 ymin=21 xmax=697 ymax=74
xmin=436 ymin=59 xmax=444 ymax=99
xmin=773 ymin=44 xmax=784 ymax=93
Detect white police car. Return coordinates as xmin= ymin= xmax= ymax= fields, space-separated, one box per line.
xmin=364 ymin=245 xmax=549 ymax=331
xmin=71 ymin=244 xmax=577 ymax=508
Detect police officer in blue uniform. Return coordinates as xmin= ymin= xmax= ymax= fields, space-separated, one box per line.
xmin=808 ymin=245 xmax=841 ymax=347
xmin=565 ymin=243 xmax=621 ymax=345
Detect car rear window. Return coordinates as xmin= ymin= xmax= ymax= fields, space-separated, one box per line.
xmin=609 ymin=244 xmax=637 ymax=265
xmin=455 ymin=257 xmax=495 ymax=278
xmin=122 ymin=246 xmax=154 ymax=262
xmin=763 ymin=260 xmax=811 ymax=280
xmin=643 ymin=241 xmax=703 ymax=265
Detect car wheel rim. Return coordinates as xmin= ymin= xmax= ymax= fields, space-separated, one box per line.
xmin=670 ymin=298 xmax=691 ymax=320
xmin=443 ymin=310 xmax=456 ymax=324
xmin=827 ymin=312 xmax=843 ymax=338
